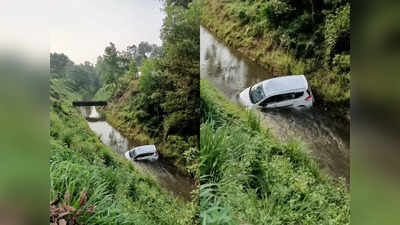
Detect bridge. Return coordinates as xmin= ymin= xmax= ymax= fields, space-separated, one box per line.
xmin=72 ymin=101 xmax=107 ymax=107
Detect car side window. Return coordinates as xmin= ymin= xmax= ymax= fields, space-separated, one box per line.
xmin=134 ymin=152 xmax=154 ymax=159
xmin=259 ymin=91 xmax=304 ymax=106
xmin=276 ymin=92 xmax=303 ymax=102
xmin=259 ymin=96 xmax=276 ymax=107
xmin=275 ymin=93 xmax=291 ymax=102
xmin=275 ymin=94 xmax=285 ymax=102
xmin=259 ymin=91 xmax=306 ymax=107
xmin=294 ymin=92 xmax=304 ymax=98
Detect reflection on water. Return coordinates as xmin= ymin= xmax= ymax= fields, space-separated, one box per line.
xmin=200 ymin=27 xmax=274 ymax=102
xmin=83 ymin=107 xmax=195 ymax=202
xmin=200 ymin=26 xmax=350 ymax=184
xmin=88 ymin=121 xmax=128 ymax=155
xmin=88 ymin=106 xmax=100 ymax=118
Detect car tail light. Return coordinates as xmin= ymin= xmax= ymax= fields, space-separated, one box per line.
xmin=305 ymin=90 xmax=312 ymax=101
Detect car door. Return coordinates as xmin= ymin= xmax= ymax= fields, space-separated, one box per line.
xmin=274 ymin=93 xmax=294 ymax=108
xmin=291 ymin=91 xmax=306 ymax=106
xmin=258 ymin=95 xmax=277 ymax=108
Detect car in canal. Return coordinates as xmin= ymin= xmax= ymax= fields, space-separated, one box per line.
xmin=238 ymin=75 xmax=313 ymax=109
xmin=124 ymin=145 xmax=159 ymax=161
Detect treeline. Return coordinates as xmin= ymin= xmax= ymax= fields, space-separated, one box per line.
xmin=96 ymin=0 xmax=200 ymax=177
xmin=202 ymin=0 xmax=350 ymax=120
xmin=50 ymin=53 xmax=101 ymax=99
xmin=50 ymin=41 xmax=161 ymax=100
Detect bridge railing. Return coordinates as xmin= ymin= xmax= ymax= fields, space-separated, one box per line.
xmin=72 ymin=101 xmax=107 ymax=107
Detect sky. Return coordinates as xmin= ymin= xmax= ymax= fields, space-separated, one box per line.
xmin=50 ymin=0 xmax=165 ymax=64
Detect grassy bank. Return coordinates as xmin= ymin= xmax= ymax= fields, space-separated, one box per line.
xmin=201 ymin=0 xmax=350 ymax=122
xmin=200 ymin=79 xmax=349 ymax=224
xmin=50 ymin=78 xmax=197 ymax=225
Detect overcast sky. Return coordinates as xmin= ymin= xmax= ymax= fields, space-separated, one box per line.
xmin=50 ymin=0 xmax=164 ymax=64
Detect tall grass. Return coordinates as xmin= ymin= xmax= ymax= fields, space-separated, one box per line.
xmin=246 ymin=109 xmax=260 ymax=132
xmin=200 ymin=179 xmax=240 ymax=225
xmin=200 ymin=79 xmax=349 ymax=224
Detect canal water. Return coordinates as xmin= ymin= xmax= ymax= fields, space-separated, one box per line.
xmin=200 ymin=26 xmax=350 ymax=183
xmin=81 ymin=106 xmax=196 ymax=202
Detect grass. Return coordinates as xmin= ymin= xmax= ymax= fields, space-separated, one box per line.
xmin=200 ymin=79 xmax=349 ymax=224
xmin=201 ymin=0 xmax=350 ymax=122
xmin=50 ymin=78 xmax=198 ymax=224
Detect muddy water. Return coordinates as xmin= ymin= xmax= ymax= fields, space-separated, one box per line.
xmin=200 ymin=26 xmax=350 ymax=183
xmin=81 ymin=106 xmax=195 ymax=202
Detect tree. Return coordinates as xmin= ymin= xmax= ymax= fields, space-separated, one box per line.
xmin=126 ymin=44 xmax=137 ymax=59
xmin=50 ymin=53 xmax=73 ymax=78
xmin=99 ymin=42 xmax=125 ymax=85
xmin=156 ymin=0 xmax=200 ymax=136
xmin=135 ymin=41 xmax=153 ymax=66
xmin=65 ymin=61 xmax=100 ymax=98
xmin=161 ymin=0 xmax=200 ymax=65
xmin=127 ymin=60 xmax=138 ymax=79
xmin=165 ymin=0 xmax=192 ymax=8
xmin=150 ymin=44 xmax=163 ymax=59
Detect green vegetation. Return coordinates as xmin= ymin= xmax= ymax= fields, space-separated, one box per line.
xmin=200 ymin=79 xmax=349 ymax=224
xmin=96 ymin=0 xmax=200 ymax=178
xmin=93 ymin=40 xmax=161 ymax=101
xmin=50 ymin=78 xmax=197 ymax=224
xmin=201 ymin=0 xmax=350 ymax=121
xmin=50 ymin=53 xmax=101 ymax=99
xmin=50 ymin=1 xmax=201 ymax=223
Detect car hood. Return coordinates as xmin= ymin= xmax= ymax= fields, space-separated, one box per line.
xmin=239 ymin=87 xmax=254 ymax=107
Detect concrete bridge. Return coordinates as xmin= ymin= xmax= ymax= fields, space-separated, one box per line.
xmin=72 ymin=101 xmax=107 ymax=107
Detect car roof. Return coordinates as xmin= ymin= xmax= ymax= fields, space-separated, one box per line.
xmin=131 ymin=145 xmax=157 ymax=155
xmin=261 ymin=75 xmax=308 ymax=96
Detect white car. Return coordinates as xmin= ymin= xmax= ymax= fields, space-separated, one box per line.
xmin=239 ymin=75 xmax=313 ymax=109
xmin=124 ymin=145 xmax=159 ymax=161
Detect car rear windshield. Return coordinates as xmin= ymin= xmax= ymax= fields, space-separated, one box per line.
xmin=249 ymin=85 xmax=266 ymax=104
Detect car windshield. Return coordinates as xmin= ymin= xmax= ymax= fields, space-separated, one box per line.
xmin=249 ymin=84 xmax=266 ymax=104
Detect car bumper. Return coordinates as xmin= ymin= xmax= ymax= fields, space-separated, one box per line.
xmin=238 ymin=88 xmax=254 ymax=108
xmin=124 ymin=151 xmax=131 ymax=160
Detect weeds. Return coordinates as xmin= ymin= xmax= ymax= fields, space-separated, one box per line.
xmin=200 ymin=181 xmax=240 ymax=225
xmin=246 ymin=109 xmax=260 ymax=132
xmin=50 ymin=190 xmax=96 ymax=225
